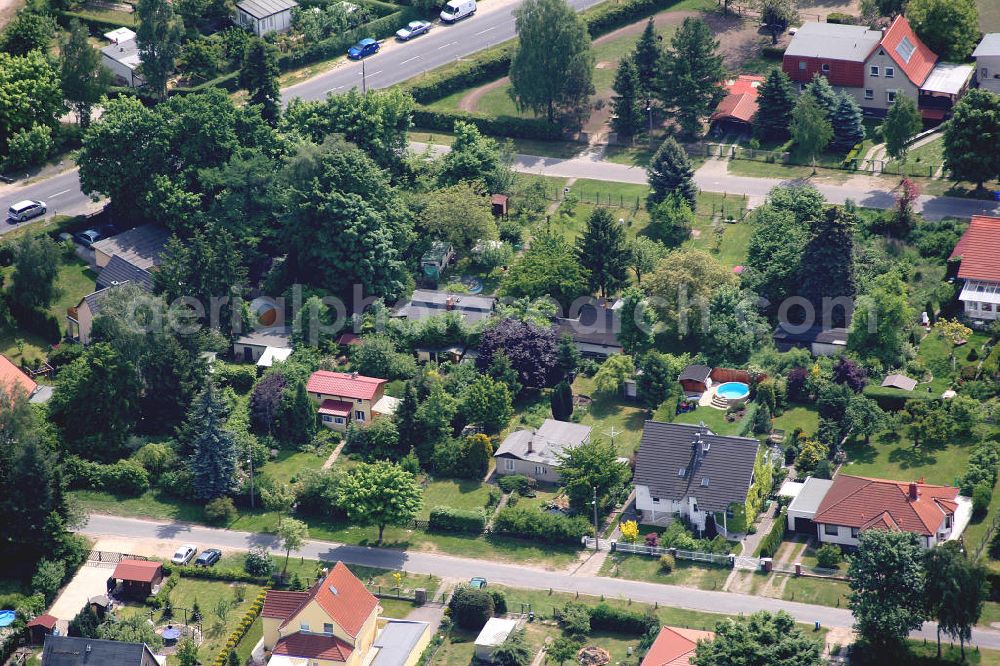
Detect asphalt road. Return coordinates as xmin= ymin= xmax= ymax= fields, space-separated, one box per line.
xmin=280 ymin=0 xmax=606 ymax=104
xmin=0 ymin=167 xmax=95 ymax=235
xmin=82 ymin=513 xmax=1000 ymax=649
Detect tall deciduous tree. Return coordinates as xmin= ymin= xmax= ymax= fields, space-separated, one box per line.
xmin=9 ymin=233 xmax=59 ymax=313
xmin=743 ymin=205 xmax=807 ymax=303
xmin=0 ymin=9 xmax=54 ymax=56
xmin=943 ymin=89 xmax=1000 ymax=190
xmin=240 ymin=38 xmax=280 ymax=126
xmin=577 ymin=207 xmax=629 ymax=298
xmin=655 ymin=17 xmax=725 ymax=136
xmin=0 ymin=50 xmax=63 ymax=155
xmin=420 ymin=181 xmax=498 ymax=253
xmin=924 ymin=542 xmax=987 ymax=660
xmin=693 ymin=611 xmax=823 ymax=665
xmin=460 ymin=375 xmax=513 ymax=433
xmin=337 ymin=461 xmax=422 ymax=544
xmin=281 ymin=137 xmax=412 ymax=299
xmin=790 ymin=95 xmax=833 ymax=172
xmin=753 ymin=68 xmax=796 ymax=141
xmin=276 ymin=518 xmax=308 ymax=576
xmin=626 ymin=236 xmax=666 ymax=285
xmin=60 ymin=20 xmax=109 ymax=128
xmin=437 ymin=121 xmax=510 ymax=191
xmin=154 ymin=224 xmax=247 ymax=306
xmin=632 ymin=19 xmax=662 ymax=102
xmin=831 ymin=91 xmax=866 ymax=150
xmin=844 ymin=394 xmax=887 ymax=444
xmin=758 ymin=0 xmax=797 ymax=44
xmin=49 ymin=344 xmax=140 ymax=461
xmin=611 ymin=58 xmax=644 ymax=138
xmin=135 ymin=0 xmax=183 ymax=99
xmin=476 ymin=318 xmax=560 ymax=389
xmin=703 ymin=285 xmax=768 ymax=365
xmin=501 ymin=232 xmax=589 ymax=308
xmin=848 ymin=529 xmax=926 ymax=649
xmin=557 ymin=438 xmax=631 ymax=513
xmin=187 ymin=380 xmax=239 ymax=501
xmin=906 ymin=0 xmax=979 ymax=61
xmin=882 ymin=95 xmax=922 ymax=163
xmin=848 ymin=272 xmax=913 ymax=367
xmin=647 ymin=137 xmax=697 ymax=210
xmin=645 ymin=247 xmax=736 ymax=336
xmin=509 ymin=0 xmax=594 ymax=123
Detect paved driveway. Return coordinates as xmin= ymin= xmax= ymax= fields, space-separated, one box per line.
xmin=49 ymin=564 xmax=110 ymax=625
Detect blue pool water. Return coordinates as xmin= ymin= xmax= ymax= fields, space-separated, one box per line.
xmin=0 ymin=610 xmax=15 ymax=627
xmin=716 ymin=382 xmax=750 ymax=400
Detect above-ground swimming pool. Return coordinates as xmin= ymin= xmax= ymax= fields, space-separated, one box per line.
xmin=0 ymin=610 xmax=15 ymax=628
xmin=715 ymin=381 xmax=750 ymax=407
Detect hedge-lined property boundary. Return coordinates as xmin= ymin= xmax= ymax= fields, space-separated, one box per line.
xmin=756 ymin=507 xmax=787 ymax=558
xmin=213 ymin=589 xmax=269 ymax=666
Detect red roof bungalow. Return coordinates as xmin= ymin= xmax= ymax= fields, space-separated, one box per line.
xmin=111 ymin=559 xmax=164 ymax=598
xmin=950 ymin=215 xmax=1000 ymax=324
xmin=812 ymin=475 xmax=970 ymax=549
xmin=306 ymin=371 xmax=390 ymax=432
xmin=0 ymin=353 xmax=38 ymax=399
xmin=641 ymin=626 xmax=715 ymax=666
xmin=709 ymin=75 xmax=765 ymax=132
xmin=261 ymin=562 xmax=381 ymax=665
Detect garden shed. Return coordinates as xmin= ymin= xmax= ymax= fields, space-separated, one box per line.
xmin=474 ymin=618 xmax=518 ymax=662
xmin=111 ymin=560 xmax=163 ymax=598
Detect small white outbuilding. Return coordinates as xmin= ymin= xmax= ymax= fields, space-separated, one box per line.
xmin=474 ymin=618 xmax=518 ymax=662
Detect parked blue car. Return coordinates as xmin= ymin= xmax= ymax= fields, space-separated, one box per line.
xmin=348 ymin=38 xmax=379 ymax=59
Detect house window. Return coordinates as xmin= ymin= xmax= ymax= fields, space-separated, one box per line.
xmin=850 ymin=527 xmax=860 ymax=538
xmin=887 ymin=90 xmax=897 ymax=104
xmin=505 ymin=459 xmax=515 ymax=471
xmin=701 ymin=477 xmax=709 ymax=487
xmin=982 ymin=67 xmax=989 ymax=79
xmin=864 ymin=89 xmax=874 ymax=100
xmin=355 ymin=411 xmax=366 ymax=421
xmin=334 ymin=416 xmax=345 ymax=425
xmin=885 ymin=66 xmax=894 ymax=78
xmin=799 ymin=60 xmax=806 ymax=70
xmin=534 ymin=466 xmax=546 ymax=475
xmin=356 ymin=398 xmax=363 ymax=403
xmin=870 ymin=65 xmax=879 ymax=77
xmin=984 ymin=303 xmax=994 ymax=312
xmin=322 ymin=415 xmax=332 ymax=423
xmin=821 ymin=63 xmax=830 ymax=73
xmin=677 ymin=467 xmax=686 ymax=477
xmin=652 ymin=497 xmax=660 ymax=503
xmin=323 ymin=623 xmax=334 ymax=635
xmin=692 ymin=503 xmax=698 ymax=513
xmin=300 ymin=623 xmax=310 ymax=631
xmin=945 ymin=516 xmax=953 ymax=529
xmin=824 ymin=524 xmax=838 ymax=536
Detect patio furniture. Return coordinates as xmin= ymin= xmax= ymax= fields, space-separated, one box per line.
xmin=162 ymin=626 xmax=181 ymax=646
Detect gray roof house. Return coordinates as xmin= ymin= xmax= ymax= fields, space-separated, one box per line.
xmin=234 ymin=0 xmax=298 ymax=35
xmin=973 ymin=33 xmax=1000 ymax=93
xmin=370 ymin=620 xmax=432 ymax=666
xmin=494 ymin=419 xmax=592 ymax=482
xmin=100 ymin=37 xmax=144 ymax=88
xmin=41 ymin=635 xmax=162 ymax=666
xmin=634 ymin=421 xmax=761 ymax=536
xmin=393 ymin=289 xmax=496 ymax=324
xmin=881 ymin=373 xmax=918 ymax=391
xmin=555 ymin=300 xmax=623 ymax=358
xmin=785 ymin=477 xmax=835 ymax=534
xmin=783 ymin=22 xmax=882 ymax=61
xmin=234 ymin=327 xmax=293 ymax=367
xmin=92 ymin=224 xmax=171 ymax=271
xmin=95 ymin=255 xmax=154 ymax=292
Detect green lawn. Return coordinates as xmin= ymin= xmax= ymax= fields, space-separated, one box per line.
xmin=726 ymin=158 xmax=852 ymax=183
xmin=418 ymin=478 xmax=495 ymax=520
xmin=672 ymin=405 xmax=746 ymax=436
xmin=781 ymin=575 xmax=851 ymax=608
xmin=884 ymin=136 xmax=944 ymax=177
xmin=571 ymin=374 xmax=647 ymax=456
xmin=771 ymin=406 xmax=819 ymax=438
xmin=599 ymin=553 xmax=731 ymax=591
xmin=841 ymin=429 xmax=974 ymax=486
xmin=264 ymin=449 xmax=329 ymax=486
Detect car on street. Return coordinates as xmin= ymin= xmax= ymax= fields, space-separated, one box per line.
xmin=7 ymin=199 xmax=46 ymax=223
xmin=171 ymin=545 xmax=198 ymax=565
xmin=440 ymin=0 xmax=475 ymax=22
xmin=194 ymin=548 xmax=222 ymax=567
xmin=347 ymin=38 xmax=379 ymax=59
xmin=469 ymin=577 xmax=487 ymax=589
xmin=73 ymin=229 xmax=102 ymax=247
xmin=396 ymin=20 xmax=431 ymax=41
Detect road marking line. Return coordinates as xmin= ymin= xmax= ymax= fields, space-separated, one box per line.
xmin=49 ymin=189 xmax=72 ymax=198
xmin=401 ymin=55 xmax=422 ymax=64
xmin=437 ymin=41 xmax=458 ymax=49
xmin=475 ymin=26 xmax=494 ymax=34
xmin=369 ymin=70 xmax=383 ymax=77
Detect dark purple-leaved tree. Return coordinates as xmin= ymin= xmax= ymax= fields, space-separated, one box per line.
xmin=249 ymin=373 xmax=287 ymax=436
xmin=787 ymin=367 xmax=809 ymax=403
xmin=476 ymin=319 xmax=560 ymax=389
xmin=832 ymin=356 xmax=867 ymax=393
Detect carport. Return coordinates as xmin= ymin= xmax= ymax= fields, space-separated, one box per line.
xmin=786 ymin=477 xmax=834 ymax=535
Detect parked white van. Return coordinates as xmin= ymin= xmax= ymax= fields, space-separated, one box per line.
xmin=6 ymin=199 xmax=46 ymax=223
xmin=440 ymin=0 xmax=475 ymax=22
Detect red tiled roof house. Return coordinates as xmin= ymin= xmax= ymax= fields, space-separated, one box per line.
xmin=782 ymin=16 xmax=972 ymax=119
xmin=261 ymin=562 xmax=380 ymax=666
xmin=812 ymin=475 xmax=970 ymax=549
xmin=641 ymin=626 xmax=715 ymax=666
xmin=0 ymin=353 xmax=38 ymax=399
xmin=950 ymin=215 xmax=1000 ymax=324
xmin=710 ymin=75 xmax=765 ymax=132
xmin=111 ymin=560 xmax=164 ymax=598
xmin=306 ymin=371 xmax=388 ymax=432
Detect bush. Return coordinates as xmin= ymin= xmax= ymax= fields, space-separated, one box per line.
xmin=205 ymin=496 xmax=238 ymax=525
xmin=411 ymin=107 xmax=562 ymax=141
xmin=498 ymin=474 xmax=535 ymax=495
xmin=64 ymin=457 xmax=150 ymax=496
xmin=216 ymin=364 xmax=257 ymax=393
xmin=9 ymin=304 xmax=61 ymax=343
xmin=968 ymin=347 xmax=979 ymax=362
xmin=158 ymin=468 xmax=195 ymax=499
xmin=588 ymin=603 xmax=658 ymax=636
xmin=658 ymin=554 xmax=675 ymax=573
xmin=277 ymin=8 xmax=418 ymax=71
xmin=448 ymin=585 xmax=494 ymax=630
xmin=556 ymin=603 xmax=592 ymax=636
xmin=31 ymin=559 xmax=66 ymax=604
xmin=131 ymin=443 xmax=176 ymax=477
xmin=489 ymin=589 xmax=507 ymax=615
xmin=244 ymin=546 xmax=274 ymax=577
xmin=756 ymin=507 xmax=787 ymax=558
xmin=826 ymin=12 xmax=856 ymax=23
xmin=406 ymin=45 xmax=513 ymax=104
xmin=815 ymin=543 xmax=842 ymax=568
xmin=4 ymin=124 xmax=53 ymax=171
xmin=761 ymin=44 xmax=786 ymax=59
xmin=973 ymin=482 xmax=993 ymax=516
xmin=428 ymin=506 xmax=487 ymax=533
xmin=491 ymin=506 xmax=591 ymax=545
xmin=294 ymin=468 xmax=344 ymax=519
xmin=644 ymin=532 xmax=659 ymax=547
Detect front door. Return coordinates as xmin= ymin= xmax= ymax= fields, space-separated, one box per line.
xmin=243 ymin=347 xmax=253 ymax=362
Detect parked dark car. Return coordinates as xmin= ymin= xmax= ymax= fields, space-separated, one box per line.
xmin=348 ymin=37 xmax=379 ymax=59
xmin=195 ymin=548 xmax=222 ymax=567
xmin=73 ymin=229 xmax=102 ymax=247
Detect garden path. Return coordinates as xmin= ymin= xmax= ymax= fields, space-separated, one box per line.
xmin=321 ymin=439 xmax=347 ymax=470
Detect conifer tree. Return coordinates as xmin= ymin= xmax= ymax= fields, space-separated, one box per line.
xmin=804 ymin=72 xmax=838 ymax=118
xmin=831 ymin=91 xmax=866 ymax=150
xmin=577 ymin=207 xmax=629 ymax=298
xmin=632 ymin=18 xmax=662 ymax=102
xmin=753 ymin=68 xmax=796 ymax=141
xmin=611 ymin=58 xmax=644 ymax=138
xmin=646 ymin=137 xmax=697 ymax=209
xmin=188 ymin=381 xmax=239 ymax=500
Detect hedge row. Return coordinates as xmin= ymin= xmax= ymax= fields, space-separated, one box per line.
xmin=177 ymin=565 xmax=270 ymax=584
xmin=213 ymin=589 xmax=268 ymax=666
xmin=55 ymin=8 xmax=136 ymax=32
xmin=588 ymin=603 xmax=659 ymax=636
xmin=492 ymin=506 xmax=592 ymax=545
xmin=64 ymin=456 xmax=150 ymax=496
xmin=862 ymin=386 xmax=938 ymax=411
xmin=412 ymin=107 xmax=563 ymax=141
xmin=826 ymin=12 xmax=857 ymax=24
xmin=173 ymin=70 xmax=242 ymax=95
xmin=756 ymin=507 xmax=787 ymax=558
xmin=581 ymin=0 xmax=684 ymax=37
xmin=278 ymin=8 xmax=419 ymax=70
xmin=428 ymin=506 xmax=487 ymax=533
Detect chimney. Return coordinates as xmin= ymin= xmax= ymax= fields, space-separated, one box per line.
xmin=351 ymin=371 xmax=358 ymax=379
xmin=909 ymin=482 xmax=918 ymax=500
xmin=526 ymin=435 xmax=533 ymax=453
